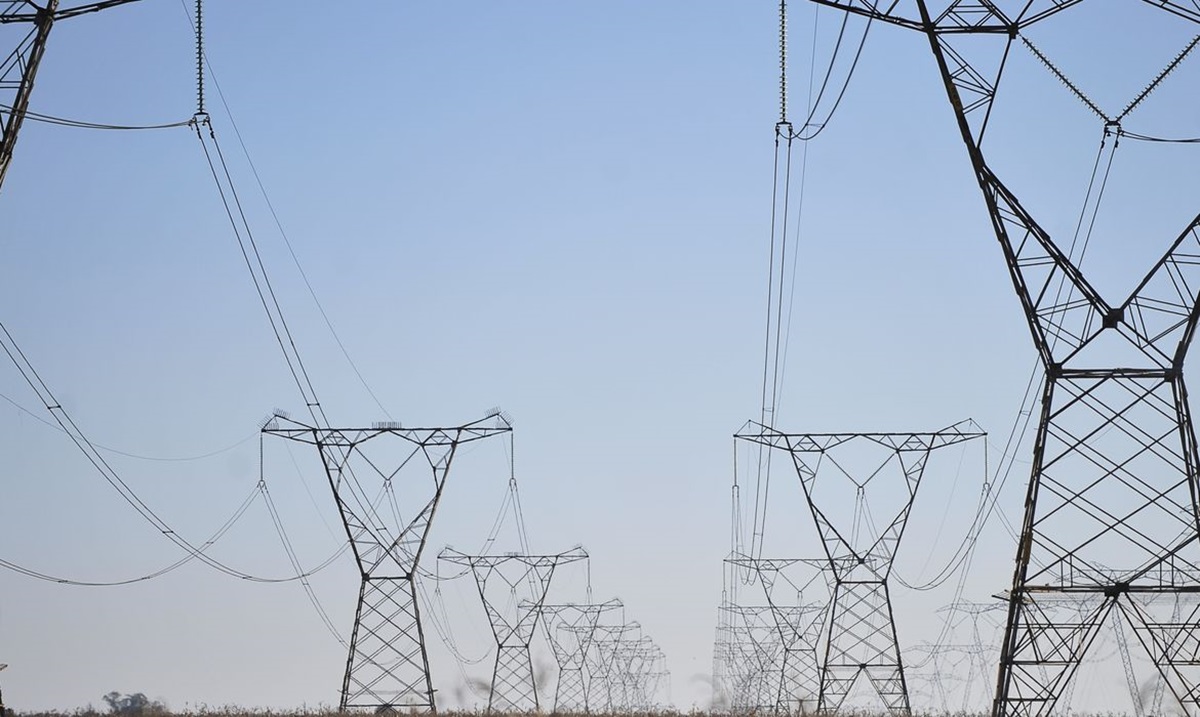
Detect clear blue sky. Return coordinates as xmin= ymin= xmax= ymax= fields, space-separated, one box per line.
xmin=0 ymin=1 xmax=1197 ymax=711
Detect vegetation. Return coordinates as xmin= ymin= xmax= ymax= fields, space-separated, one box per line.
xmin=7 ymin=710 xmax=1153 ymax=717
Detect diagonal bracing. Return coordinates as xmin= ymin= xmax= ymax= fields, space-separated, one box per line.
xmin=726 ymin=555 xmax=829 ymax=714
xmin=439 ymin=547 xmax=589 ymax=713
xmin=538 ymin=598 xmax=624 ymax=713
xmin=737 ymin=422 xmax=984 ymax=715
xmin=800 ymin=2 xmax=1200 ymax=715
xmin=263 ymin=411 xmax=512 ymax=712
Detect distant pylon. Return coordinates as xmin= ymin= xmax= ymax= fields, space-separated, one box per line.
xmin=737 ymin=421 xmax=985 ymax=715
xmin=539 ymin=599 xmax=623 ymax=712
xmin=263 ymin=411 xmax=511 ymax=712
xmin=726 ymin=555 xmax=828 ymax=714
xmin=582 ymin=622 xmax=641 ymax=711
xmin=439 ymin=547 xmax=589 ymax=713
xmin=719 ymin=604 xmax=784 ymax=714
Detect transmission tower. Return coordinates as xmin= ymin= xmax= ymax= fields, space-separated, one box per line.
xmin=539 ymin=599 xmax=623 ymax=713
xmin=727 ymin=556 xmax=828 ymax=714
xmin=795 ymin=1 xmax=1200 ymax=714
xmin=907 ymin=600 xmax=1006 ymax=713
xmin=262 ymin=411 xmax=511 ymax=712
xmin=719 ymin=604 xmax=785 ymax=714
xmin=439 ymin=547 xmax=589 ymax=713
xmin=592 ymin=632 xmax=667 ymax=711
xmin=0 ymin=1 xmax=145 ymax=192
xmin=737 ymin=421 xmax=984 ymax=715
xmin=581 ymin=621 xmax=642 ymax=711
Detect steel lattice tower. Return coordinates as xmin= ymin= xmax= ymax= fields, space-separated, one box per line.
xmin=581 ymin=622 xmax=641 ymax=711
xmin=907 ymin=601 xmax=1006 ymax=712
xmin=737 ymin=422 xmax=984 ymax=715
xmin=539 ymin=599 xmax=623 ymax=713
xmin=592 ymin=633 xmax=666 ymax=711
xmin=263 ymin=412 xmax=511 ymax=712
xmin=796 ymin=1 xmax=1200 ymax=714
xmin=727 ymin=556 xmax=828 ymax=714
xmin=719 ymin=604 xmax=786 ymax=713
xmin=1 ymin=1 xmax=146 ymax=192
xmin=439 ymin=548 xmax=589 ymax=713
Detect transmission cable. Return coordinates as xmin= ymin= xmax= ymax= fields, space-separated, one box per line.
xmin=178 ymin=0 xmax=392 ymax=421
xmin=0 ymin=104 xmax=191 ymax=130
xmin=0 ymin=479 xmax=259 ymax=586
xmin=0 ymin=389 xmax=258 ymax=461
xmin=790 ymin=10 xmax=872 ymax=142
xmin=0 ymin=320 xmax=349 ymax=585
xmin=258 ymin=436 xmax=348 ymax=647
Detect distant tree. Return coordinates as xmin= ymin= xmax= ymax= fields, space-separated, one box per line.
xmin=102 ymin=691 xmax=164 ymax=715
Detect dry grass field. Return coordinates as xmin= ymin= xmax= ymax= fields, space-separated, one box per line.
xmin=10 ymin=711 xmax=1151 ymax=717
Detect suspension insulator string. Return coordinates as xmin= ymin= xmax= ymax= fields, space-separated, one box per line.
xmin=194 ymin=0 xmax=206 ymax=120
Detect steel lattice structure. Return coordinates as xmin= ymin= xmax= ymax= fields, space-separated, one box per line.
xmin=263 ymin=412 xmax=511 ymax=712
xmin=538 ymin=599 xmax=623 ymax=713
xmin=718 ymin=604 xmax=786 ymax=713
xmin=439 ymin=547 xmax=589 ymax=713
xmin=1 ymin=1 xmax=146 ymax=191
xmin=578 ymin=621 xmax=642 ymax=711
xmin=737 ymin=422 xmax=984 ymax=715
xmin=907 ymin=601 xmax=1006 ymax=713
xmin=590 ymin=631 xmax=668 ymax=712
xmin=796 ymin=1 xmax=1200 ymax=714
xmin=726 ymin=556 xmax=828 ymax=714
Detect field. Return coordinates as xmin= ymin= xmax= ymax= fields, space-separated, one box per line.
xmin=10 ymin=711 xmax=1149 ymax=717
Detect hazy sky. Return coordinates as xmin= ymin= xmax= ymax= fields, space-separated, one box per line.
xmin=1 ymin=1 xmax=1198 ymax=712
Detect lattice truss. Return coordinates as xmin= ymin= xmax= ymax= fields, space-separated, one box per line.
xmin=717 ymin=604 xmax=787 ymax=714
xmin=576 ymin=621 xmax=669 ymax=712
xmin=0 ymin=2 xmax=51 ymax=188
xmin=906 ymin=600 xmax=1007 ymax=714
xmin=737 ymin=422 xmax=984 ymax=715
xmin=439 ymin=547 xmax=588 ymax=713
xmin=725 ymin=556 xmax=829 ymax=715
xmin=577 ymin=621 xmax=641 ymax=712
xmin=263 ymin=412 xmax=512 ymax=712
xmin=798 ymin=1 xmax=1200 ymax=715
xmin=537 ymin=598 xmax=624 ymax=713
xmin=592 ymin=630 xmax=669 ymax=712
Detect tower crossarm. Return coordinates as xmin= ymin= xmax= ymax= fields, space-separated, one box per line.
xmin=0 ymin=0 xmax=145 ymax=23
xmin=537 ymin=599 xmax=623 ymax=669
xmin=736 ymin=422 xmax=984 ymax=578
xmin=440 ymin=548 xmax=588 ymax=646
xmin=264 ymin=413 xmax=512 ymax=576
xmin=805 ymin=0 xmax=1078 ymax=34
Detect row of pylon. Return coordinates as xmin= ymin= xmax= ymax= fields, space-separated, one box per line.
xmin=719 ymin=2 xmax=1200 ymax=716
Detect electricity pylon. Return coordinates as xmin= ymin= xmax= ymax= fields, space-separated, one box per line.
xmin=1 ymin=1 xmax=146 ymax=192
xmin=439 ymin=547 xmax=589 ymax=713
xmin=907 ymin=600 xmax=1006 ymax=713
xmin=726 ymin=556 xmax=828 ymax=713
xmin=737 ymin=421 xmax=984 ymax=715
xmin=581 ymin=621 xmax=641 ymax=711
xmin=263 ymin=411 xmax=512 ymax=712
xmin=797 ymin=1 xmax=1200 ymax=713
xmin=593 ymin=633 xmax=666 ymax=711
xmin=719 ymin=604 xmax=785 ymax=713
xmin=539 ymin=599 xmax=623 ymax=712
